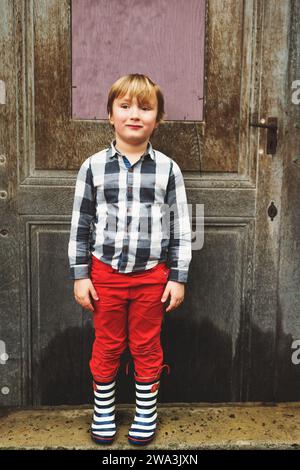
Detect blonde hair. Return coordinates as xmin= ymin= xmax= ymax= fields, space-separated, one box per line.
xmin=107 ymin=74 xmax=165 ymax=133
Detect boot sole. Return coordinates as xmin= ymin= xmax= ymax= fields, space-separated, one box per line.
xmin=128 ymin=433 xmax=156 ymax=446
xmin=91 ymin=432 xmax=116 ymax=445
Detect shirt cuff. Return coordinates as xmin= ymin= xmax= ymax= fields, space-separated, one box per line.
xmin=168 ymin=268 xmax=189 ymax=284
xmin=69 ymin=264 xmax=90 ymax=280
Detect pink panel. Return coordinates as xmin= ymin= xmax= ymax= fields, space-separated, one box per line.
xmin=72 ymin=0 xmax=205 ymax=121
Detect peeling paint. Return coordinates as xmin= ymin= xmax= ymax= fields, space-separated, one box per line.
xmin=0 ymin=80 xmax=5 ymax=104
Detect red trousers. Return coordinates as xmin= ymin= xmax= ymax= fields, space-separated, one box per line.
xmin=89 ymin=254 xmax=171 ymax=383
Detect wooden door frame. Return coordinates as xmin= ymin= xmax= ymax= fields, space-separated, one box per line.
xmin=0 ymin=0 xmax=294 ymax=405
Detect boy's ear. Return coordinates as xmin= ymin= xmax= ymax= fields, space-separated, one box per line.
xmin=108 ymin=112 xmax=114 ymax=126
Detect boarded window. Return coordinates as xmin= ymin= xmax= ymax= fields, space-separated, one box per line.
xmin=72 ymin=0 xmax=205 ymax=121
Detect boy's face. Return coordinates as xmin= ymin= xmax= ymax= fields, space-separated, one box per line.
xmin=109 ymin=90 xmax=159 ymax=145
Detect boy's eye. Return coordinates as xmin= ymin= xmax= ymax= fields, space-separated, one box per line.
xmin=120 ymin=104 xmax=151 ymax=110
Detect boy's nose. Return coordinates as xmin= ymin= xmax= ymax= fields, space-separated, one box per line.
xmin=129 ymin=107 xmax=140 ymax=118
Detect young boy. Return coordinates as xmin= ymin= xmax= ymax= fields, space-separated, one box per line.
xmin=68 ymin=74 xmax=192 ymax=446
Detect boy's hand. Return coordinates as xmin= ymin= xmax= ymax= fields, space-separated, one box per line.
xmin=74 ymin=278 xmax=99 ymax=312
xmin=161 ymin=281 xmax=185 ymax=313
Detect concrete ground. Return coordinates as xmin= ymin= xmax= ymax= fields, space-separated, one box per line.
xmin=0 ymin=402 xmax=300 ymax=450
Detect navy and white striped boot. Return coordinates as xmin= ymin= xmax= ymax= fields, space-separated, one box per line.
xmin=128 ymin=376 xmax=160 ymax=446
xmin=90 ymin=378 xmax=116 ymax=445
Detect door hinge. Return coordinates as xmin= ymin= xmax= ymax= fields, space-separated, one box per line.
xmin=249 ymin=117 xmax=278 ymax=155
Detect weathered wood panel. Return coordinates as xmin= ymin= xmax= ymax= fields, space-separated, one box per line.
xmin=249 ymin=0 xmax=291 ymax=400
xmin=30 ymin=225 xmax=84 ymax=405
xmin=275 ymin=0 xmax=300 ymax=400
xmin=202 ymin=0 xmax=243 ymax=172
xmin=25 ymin=218 xmax=255 ymax=404
xmin=0 ymin=0 xmax=22 ymax=406
xmin=161 ymin=221 xmax=255 ymax=403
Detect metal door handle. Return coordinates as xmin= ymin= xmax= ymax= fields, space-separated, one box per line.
xmin=249 ymin=117 xmax=278 ymax=155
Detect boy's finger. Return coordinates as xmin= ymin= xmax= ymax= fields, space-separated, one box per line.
xmin=166 ymin=302 xmax=174 ymax=311
xmin=165 ymin=299 xmax=176 ymax=312
xmin=91 ymin=289 xmax=99 ymax=300
xmin=81 ymin=298 xmax=94 ymax=311
xmin=166 ymin=304 xmax=175 ymax=312
xmin=161 ymin=288 xmax=170 ymax=302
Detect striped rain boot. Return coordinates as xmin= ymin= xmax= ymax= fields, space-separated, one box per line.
xmin=90 ymin=378 xmax=117 ymax=445
xmin=127 ymin=365 xmax=170 ymax=446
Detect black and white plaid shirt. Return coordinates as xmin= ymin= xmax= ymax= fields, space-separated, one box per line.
xmin=68 ymin=139 xmax=192 ymax=283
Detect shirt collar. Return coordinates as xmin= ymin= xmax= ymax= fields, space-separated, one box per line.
xmin=107 ymin=139 xmax=155 ymax=161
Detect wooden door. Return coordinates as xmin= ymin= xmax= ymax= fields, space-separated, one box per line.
xmin=0 ymin=0 xmax=297 ymax=406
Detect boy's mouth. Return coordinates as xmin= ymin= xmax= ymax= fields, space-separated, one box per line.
xmin=127 ymin=125 xmax=143 ymax=129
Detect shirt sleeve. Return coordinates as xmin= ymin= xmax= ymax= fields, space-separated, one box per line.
xmin=68 ymin=157 xmax=96 ymax=280
xmin=165 ymin=160 xmax=192 ymax=283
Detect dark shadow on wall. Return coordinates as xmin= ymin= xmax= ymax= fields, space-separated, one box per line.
xmin=36 ymin=323 xmax=134 ymax=406
xmin=35 ymin=316 xmax=233 ymax=405
xmin=34 ymin=310 xmax=300 ymax=405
